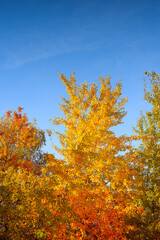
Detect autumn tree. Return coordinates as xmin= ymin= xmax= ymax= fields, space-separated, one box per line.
xmin=51 ymin=73 xmax=142 ymax=239
xmin=0 ymin=108 xmax=46 ymax=239
xmin=1 ymin=71 xmax=156 ymax=239
xmin=0 ymin=154 xmax=73 ymax=240
xmin=0 ymin=107 xmax=46 ymax=173
xmin=0 ymin=109 xmax=75 ymax=239
xmin=133 ymin=71 xmax=160 ymax=239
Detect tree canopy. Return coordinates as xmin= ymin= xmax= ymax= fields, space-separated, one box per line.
xmin=0 ymin=72 xmax=159 ymax=239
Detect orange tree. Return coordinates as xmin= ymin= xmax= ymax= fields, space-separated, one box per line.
xmin=0 ymin=107 xmax=45 ymax=173
xmin=0 ymin=108 xmax=75 ymax=239
xmin=51 ymin=73 xmax=143 ymax=239
xmin=0 ymin=108 xmax=46 ymax=239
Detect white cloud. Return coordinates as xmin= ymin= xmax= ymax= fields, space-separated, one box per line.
xmin=1 ymin=27 xmax=102 ymax=69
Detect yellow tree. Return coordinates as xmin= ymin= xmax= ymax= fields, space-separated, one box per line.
xmin=51 ymin=73 xmax=141 ymax=239
xmin=133 ymin=71 xmax=160 ymax=239
xmin=0 ymin=155 xmax=73 ymax=240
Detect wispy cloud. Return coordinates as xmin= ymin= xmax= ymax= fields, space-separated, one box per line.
xmin=0 ymin=0 xmax=111 ymax=70
xmin=1 ymin=0 xmax=156 ymax=70
xmin=1 ymin=27 xmax=102 ymax=69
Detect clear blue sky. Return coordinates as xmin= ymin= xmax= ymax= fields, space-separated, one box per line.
xmin=1 ymin=0 xmax=160 ymax=154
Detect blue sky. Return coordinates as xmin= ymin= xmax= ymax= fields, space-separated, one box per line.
xmin=0 ymin=0 xmax=160 ymax=154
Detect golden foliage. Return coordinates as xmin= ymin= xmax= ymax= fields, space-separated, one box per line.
xmin=0 ymin=72 xmax=159 ymax=239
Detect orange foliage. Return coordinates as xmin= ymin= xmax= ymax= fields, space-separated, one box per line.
xmin=0 ymin=108 xmax=45 ymax=174
xmin=0 ymin=72 xmax=152 ymax=240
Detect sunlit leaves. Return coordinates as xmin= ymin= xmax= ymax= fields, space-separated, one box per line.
xmin=0 ymin=71 xmax=159 ymax=239
xmin=133 ymin=71 xmax=160 ymax=239
xmin=0 ymin=108 xmax=45 ymax=174
xmin=51 ymin=73 xmax=141 ymax=239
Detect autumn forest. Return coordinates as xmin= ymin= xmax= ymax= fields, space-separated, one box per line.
xmin=0 ymin=71 xmax=159 ymax=240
